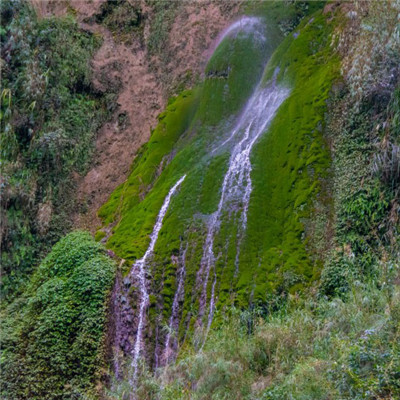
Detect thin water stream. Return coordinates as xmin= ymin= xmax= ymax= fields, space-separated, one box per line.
xmin=197 ymin=82 xmax=290 ymax=330
xmin=130 ymin=175 xmax=186 ymax=386
xmin=163 ymin=244 xmax=188 ymax=364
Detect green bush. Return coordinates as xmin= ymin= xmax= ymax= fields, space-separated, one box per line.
xmin=94 ymin=0 xmax=143 ymax=39
xmin=0 ymin=231 xmax=116 ymax=400
xmin=320 ymin=254 xmax=359 ymax=297
xmin=0 ymin=0 xmax=105 ymax=299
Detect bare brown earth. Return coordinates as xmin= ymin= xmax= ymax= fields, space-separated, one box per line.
xmin=30 ymin=0 xmax=241 ymax=231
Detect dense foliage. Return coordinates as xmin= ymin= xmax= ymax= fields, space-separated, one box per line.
xmin=0 ymin=231 xmax=116 ymax=400
xmin=320 ymin=0 xmax=400 ymax=298
xmin=0 ymin=0 xmax=105 ymax=300
xmin=108 ymin=275 xmax=400 ymax=400
xmin=1 ymin=1 xmax=399 ymax=399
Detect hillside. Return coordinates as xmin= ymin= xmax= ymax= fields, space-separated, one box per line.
xmin=1 ymin=1 xmax=399 ymax=399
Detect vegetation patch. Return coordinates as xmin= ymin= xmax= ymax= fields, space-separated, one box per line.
xmin=108 ymin=273 xmax=400 ymax=400
xmin=0 ymin=231 xmax=116 ymax=400
xmin=92 ymin=0 xmax=143 ymax=43
xmin=237 ymin=10 xmax=340 ymax=303
xmin=0 ymin=0 xmax=106 ymax=300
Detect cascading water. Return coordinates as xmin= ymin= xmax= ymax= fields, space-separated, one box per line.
xmin=197 ymin=81 xmax=290 ymax=330
xmin=129 ymin=175 xmax=186 ymax=386
xmin=163 ymin=244 xmax=188 ymax=364
xmin=211 ymin=16 xmax=266 ymax=56
xmin=113 ymin=15 xmax=289 ymax=393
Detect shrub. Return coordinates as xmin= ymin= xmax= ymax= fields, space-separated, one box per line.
xmin=94 ymin=0 xmax=143 ymax=40
xmin=319 ymin=254 xmax=358 ymax=297
xmin=0 ymin=231 xmax=116 ymax=400
xmin=0 ymin=1 xmax=105 ymax=299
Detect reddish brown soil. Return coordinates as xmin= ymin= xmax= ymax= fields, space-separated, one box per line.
xmin=30 ymin=0 xmax=241 ymax=231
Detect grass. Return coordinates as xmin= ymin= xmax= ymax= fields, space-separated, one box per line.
xmin=106 ymin=265 xmax=400 ymax=400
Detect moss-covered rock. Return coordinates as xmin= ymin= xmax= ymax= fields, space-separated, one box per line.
xmin=97 ymin=4 xmax=337 ymax=361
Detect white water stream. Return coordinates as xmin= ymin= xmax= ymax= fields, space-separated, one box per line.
xmin=125 ymin=16 xmax=289 ymax=394
xmin=212 ymin=16 xmax=266 ymax=54
xmin=198 ymin=82 xmax=290 ymax=329
xmin=130 ymin=175 xmax=186 ymax=385
xmin=163 ymin=244 xmax=188 ymax=364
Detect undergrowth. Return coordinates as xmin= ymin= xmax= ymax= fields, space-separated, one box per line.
xmin=320 ymin=0 xmax=400 ymax=299
xmin=0 ymin=0 xmax=107 ymax=300
xmin=0 ymin=232 xmax=116 ymax=400
xmin=106 ymin=264 xmax=400 ymax=400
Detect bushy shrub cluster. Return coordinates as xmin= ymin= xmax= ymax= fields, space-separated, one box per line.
xmin=0 ymin=231 xmax=116 ymax=400
xmin=0 ymin=0 xmax=105 ymax=299
xmin=93 ymin=0 xmax=143 ymax=41
xmin=320 ymin=0 xmax=400 ymax=298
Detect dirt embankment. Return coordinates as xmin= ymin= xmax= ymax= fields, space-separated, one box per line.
xmin=30 ymin=0 xmax=241 ymax=231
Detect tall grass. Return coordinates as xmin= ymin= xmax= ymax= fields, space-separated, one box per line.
xmin=105 ymin=260 xmax=400 ymax=400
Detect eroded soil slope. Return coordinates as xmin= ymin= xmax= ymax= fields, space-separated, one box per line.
xmin=30 ymin=0 xmax=241 ymax=229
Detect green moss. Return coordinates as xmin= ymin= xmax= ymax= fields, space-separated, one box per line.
xmin=95 ymin=230 xmax=106 ymax=242
xmin=97 ymin=3 xmax=338 ymax=346
xmin=196 ymin=30 xmax=269 ymax=125
xmin=238 ymin=11 xmax=340 ymax=303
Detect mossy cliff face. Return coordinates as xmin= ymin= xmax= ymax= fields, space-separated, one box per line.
xmin=97 ymin=3 xmax=338 ymax=374
xmin=2 ymin=1 xmax=399 ymax=399
xmin=242 ymin=12 xmax=340 ymax=303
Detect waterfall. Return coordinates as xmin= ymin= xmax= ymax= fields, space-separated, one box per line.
xmin=197 ymin=81 xmax=290 ymax=329
xmin=114 ymin=16 xmax=289 ymax=393
xmin=211 ymin=16 xmax=266 ymax=56
xmin=163 ymin=244 xmax=188 ymax=364
xmin=130 ymin=175 xmax=186 ymax=385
